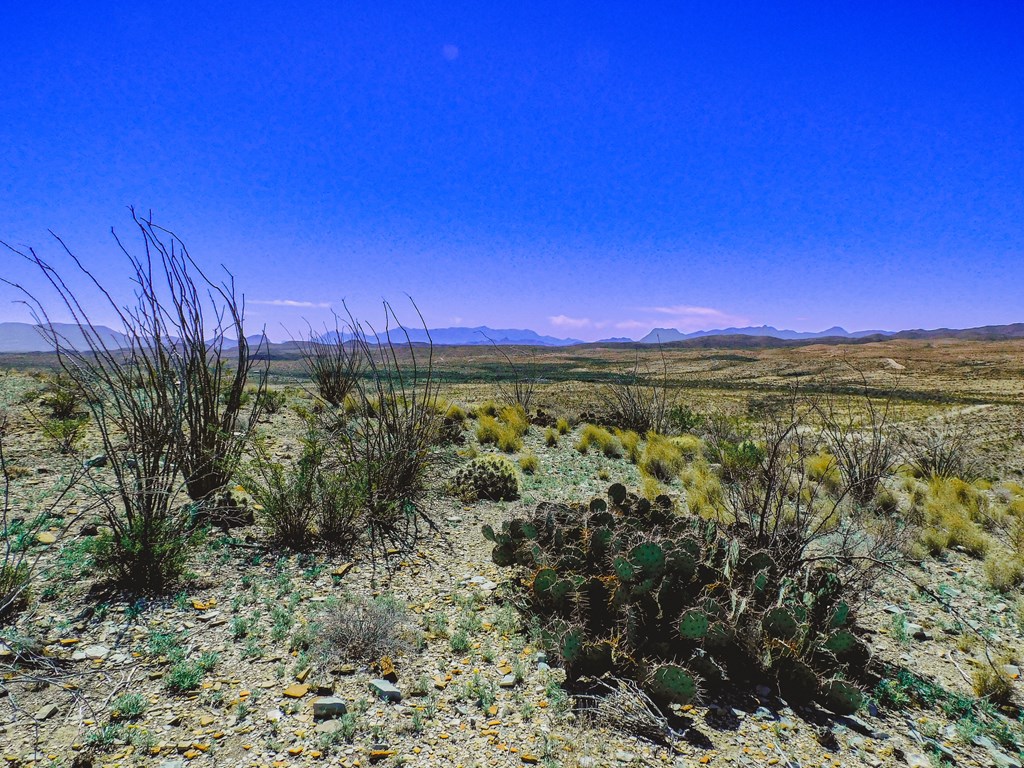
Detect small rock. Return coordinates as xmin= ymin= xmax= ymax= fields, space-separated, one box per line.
xmin=369 ymin=679 xmax=402 ymax=703
xmin=313 ymin=696 xmax=348 ymax=720
xmin=83 ymin=644 xmax=109 ymax=660
xmin=904 ymin=753 xmax=930 ymax=768
xmin=499 ymin=674 xmax=516 ymax=688
xmin=315 ymin=718 xmax=347 ymax=734
xmin=973 ymin=735 xmax=1023 ymax=768
xmin=266 ymin=708 xmax=283 ymax=722
xmin=36 ymin=532 xmax=57 ymax=545
xmin=34 ymin=703 xmax=58 ymax=721
xmin=283 ymin=683 xmax=309 ymax=698
xmin=83 ymin=454 xmax=108 ymax=469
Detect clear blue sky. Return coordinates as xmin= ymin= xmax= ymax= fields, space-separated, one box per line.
xmin=1 ymin=2 xmax=1021 ymax=341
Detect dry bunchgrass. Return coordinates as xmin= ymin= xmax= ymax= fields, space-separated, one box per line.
xmin=918 ymin=476 xmax=992 ymax=557
xmin=682 ymin=461 xmax=726 ymax=519
xmin=519 ymin=453 xmax=539 ymax=475
xmin=576 ymin=425 xmax=623 ymax=458
xmin=317 ymin=595 xmax=417 ymax=664
xmin=639 ymin=433 xmax=686 ymax=482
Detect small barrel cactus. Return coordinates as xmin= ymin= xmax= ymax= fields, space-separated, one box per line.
xmin=451 ymin=454 xmax=520 ymax=502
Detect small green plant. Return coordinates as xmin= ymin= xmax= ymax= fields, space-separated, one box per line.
xmin=42 ymin=416 xmax=88 ymax=454
xmin=450 ymin=629 xmax=470 ymax=652
xmin=556 ymin=418 xmax=570 ymax=435
xmin=165 ymin=660 xmax=204 ymax=692
xmin=544 ymin=428 xmax=558 ymax=447
xmin=110 ymin=692 xmax=147 ymax=722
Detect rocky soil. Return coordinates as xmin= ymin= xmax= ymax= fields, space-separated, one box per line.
xmin=1 ymin=376 xmax=1023 ymax=768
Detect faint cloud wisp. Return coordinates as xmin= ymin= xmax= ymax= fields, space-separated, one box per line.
xmin=252 ymin=299 xmax=331 ymax=309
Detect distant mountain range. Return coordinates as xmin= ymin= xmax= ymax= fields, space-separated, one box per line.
xmin=316 ymin=326 xmax=584 ymax=347
xmin=639 ymin=325 xmax=890 ymax=343
xmin=2 ymin=321 xmax=1023 ymax=354
xmin=0 ymin=322 xmax=128 ymax=353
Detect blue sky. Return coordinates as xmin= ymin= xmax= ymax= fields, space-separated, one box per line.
xmin=1 ymin=2 xmax=1021 ymax=341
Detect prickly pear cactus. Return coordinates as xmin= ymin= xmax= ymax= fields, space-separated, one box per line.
xmin=481 ymin=482 xmax=869 ymax=715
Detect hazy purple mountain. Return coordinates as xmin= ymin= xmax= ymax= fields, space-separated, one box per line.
xmin=639 ymin=325 xmax=892 ymax=344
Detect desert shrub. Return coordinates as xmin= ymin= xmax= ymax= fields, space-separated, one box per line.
xmin=666 ymin=404 xmax=702 ymax=434
xmin=42 ymin=415 xmax=88 ymax=454
xmin=681 ymin=462 xmax=726 ymax=518
xmin=257 ymin=388 xmax=288 ymax=415
xmin=641 ymin=475 xmax=665 ymax=502
xmin=484 ymin=485 xmax=871 ymax=715
xmin=814 ymin=377 xmax=900 ymax=508
xmin=519 ymin=453 xmax=539 ymax=475
xmin=576 ymin=425 xmax=623 ymax=458
xmin=499 ymin=405 xmax=530 ymax=437
xmin=450 ymin=455 xmax=520 ymax=502
xmin=299 ymin=312 xmax=363 ymax=407
xmin=39 ymin=373 xmax=84 ymax=419
xmin=5 ymin=210 xmax=267 ymax=590
xmin=489 ymin=343 xmax=537 ymax=412
xmin=445 ymin=403 xmax=467 ymax=423
xmin=973 ymin=663 xmax=1015 ymax=706
xmin=616 ymin=430 xmax=642 ymax=464
xmin=601 ymin=352 xmax=675 ymax=434
xmin=478 ymin=401 xmax=499 ymax=419
xmin=639 ymin=433 xmax=686 ymax=482
xmin=497 ymin=427 xmax=523 ymax=454
xmin=704 ymin=391 xmax=908 ymax=594
xmin=246 ymin=431 xmax=362 ymax=552
xmin=556 ymin=418 xmax=570 ymax=435
xmin=329 ymin=306 xmax=446 ymax=555
xmin=317 ymin=594 xmax=415 ymax=663
xmin=544 ymin=428 xmax=558 ymax=447
xmin=919 ymin=477 xmax=990 ymax=557
xmin=807 ymin=451 xmax=839 ymax=485
xmin=904 ymin=418 xmax=981 ymax=481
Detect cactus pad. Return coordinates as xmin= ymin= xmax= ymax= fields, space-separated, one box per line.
xmin=823 ymin=629 xmax=859 ymax=656
xmin=763 ymin=607 xmax=800 ymax=639
xmin=629 ymin=542 xmax=666 ymax=575
xmin=820 ymin=679 xmax=863 ymax=715
xmin=491 ymin=544 xmax=515 ymax=567
xmin=678 ymin=610 xmax=710 ymax=640
xmin=829 ymin=602 xmax=851 ymax=628
xmin=532 ymin=568 xmax=558 ymax=598
xmin=608 ymin=483 xmax=627 ymax=506
xmin=613 ymin=556 xmax=636 ymax=582
xmin=649 ymin=664 xmax=698 ymax=705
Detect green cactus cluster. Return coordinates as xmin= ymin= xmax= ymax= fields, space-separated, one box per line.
xmin=483 ymin=484 xmax=868 ymax=714
xmin=451 ymin=455 xmax=520 ymax=502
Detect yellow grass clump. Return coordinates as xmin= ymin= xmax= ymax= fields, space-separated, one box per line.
xmin=519 ymin=453 xmax=539 ymax=475
xmin=576 ymin=425 xmax=623 ymax=458
xmin=639 ymin=433 xmax=686 ymax=482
